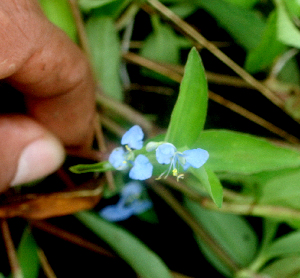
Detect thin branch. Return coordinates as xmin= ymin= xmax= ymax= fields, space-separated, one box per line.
xmin=96 ymin=88 xmax=155 ymax=137
xmin=209 ymin=91 xmax=300 ymax=144
xmin=201 ymin=197 xmax=300 ymax=221
xmin=1 ymin=219 xmax=23 ymax=278
xmin=37 ymin=248 xmax=57 ymax=278
xmin=146 ymin=0 xmax=286 ymax=111
xmin=123 ymin=52 xmax=299 ymax=143
xmin=30 ymin=220 xmax=115 ymax=258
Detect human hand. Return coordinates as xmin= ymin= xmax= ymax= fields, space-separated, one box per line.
xmin=0 ymin=0 xmax=96 ymax=192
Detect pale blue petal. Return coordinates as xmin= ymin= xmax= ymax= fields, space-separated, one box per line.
xmin=121 ymin=181 xmax=143 ymax=199
xmin=121 ymin=125 xmax=144 ymax=150
xmin=183 ymin=148 xmax=209 ymax=170
xmin=129 ymin=155 xmax=153 ymax=180
xmin=130 ymin=199 xmax=153 ymax=214
xmin=108 ymin=147 xmax=128 ymax=170
xmin=100 ymin=205 xmax=134 ymax=222
xmin=156 ymin=143 xmax=176 ymax=164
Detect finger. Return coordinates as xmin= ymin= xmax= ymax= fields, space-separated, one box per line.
xmin=0 ymin=115 xmax=65 ymax=192
xmin=1 ymin=1 xmax=96 ymax=149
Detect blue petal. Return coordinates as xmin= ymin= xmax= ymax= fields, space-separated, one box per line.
xmin=182 ymin=148 xmax=209 ymax=170
xmin=121 ymin=181 xmax=143 ymax=199
xmin=121 ymin=125 xmax=144 ymax=150
xmin=100 ymin=205 xmax=134 ymax=222
xmin=108 ymin=147 xmax=128 ymax=170
xmin=130 ymin=199 xmax=153 ymax=214
xmin=156 ymin=143 xmax=176 ymax=164
xmin=129 ymin=155 xmax=153 ymax=180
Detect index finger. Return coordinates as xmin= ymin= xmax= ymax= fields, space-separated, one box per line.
xmin=1 ymin=0 xmax=96 ymax=149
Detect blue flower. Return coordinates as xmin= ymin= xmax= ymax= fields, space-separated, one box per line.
xmin=155 ymin=143 xmax=209 ymax=179
xmin=100 ymin=181 xmax=153 ymax=222
xmin=108 ymin=147 xmax=128 ymax=170
xmin=108 ymin=126 xmax=153 ymax=180
xmin=121 ymin=125 xmax=144 ymax=150
xmin=129 ymin=155 xmax=153 ymax=180
xmin=156 ymin=143 xmax=176 ymax=164
xmin=181 ymin=148 xmax=209 ymax=170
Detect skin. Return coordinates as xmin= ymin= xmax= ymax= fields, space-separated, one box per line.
xmin=0 ymin=0 xmax=96 ymax=191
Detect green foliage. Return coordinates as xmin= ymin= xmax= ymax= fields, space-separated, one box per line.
xmin=275 ymin=0 xmax=300 ymax=48
xmin=196 ymin=0 xmax=265 ymax=51
xmin=196 ymin=129 xmax=300 ymax=174
xmin=140 ymin=15 xmax=184 ymax=83
xmin=189 ymin=166 xmax=223 ymax=208
xmin=185 ymin=199 xmax=258 ymax=277
xmin=165 ymin=47 xmax=208 ymax=148
xmin=39 ymin=0 xmax=78 ymax=42
xmin=76 ymin=211 xmax=172 ymax=278
xmin=245 ymin=11 xmax=286 ymax=73
xmin=259 ymin=168 xmax=300 ymax=210
xmin=261 ymin=256 xmax=300 ymax=278
xmin=17 ymin=228 xmax=39 ymax=278
xmin=86 ymin=14 xmax=123 ymax=100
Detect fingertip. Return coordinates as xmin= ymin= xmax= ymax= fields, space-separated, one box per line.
xmin=10 ymin=135 xmax=65 ymax=187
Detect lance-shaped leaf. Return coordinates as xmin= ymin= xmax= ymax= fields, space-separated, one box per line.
xmin=165 ymin=47 xmax=208 ymax=148
xmin=76 ymin=211 xmax=171 ymax=278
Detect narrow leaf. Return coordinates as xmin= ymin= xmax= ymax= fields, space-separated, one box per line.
xmin=76 ymin=211 xmax=172 ymax=278
xmin=196 ymin=130 xmax=300 ymax=174
xmin=196 ymin=0 xmax=265 ymax=51
xmin=86 ymin=15 xmax=123 ymax=100
xmin=189 ymin=166 xmax=223 ymax=208
xmin=17 ymin=227 xmax=40 ymax=278
xmin=185 ymin=199 xmax=258 ymax=274
xmin=265 ymin=230 xmax=300 ymax=260
xmin=165 ymin=47 xmax=208 ymax=148
xmin=69 ymin=161 xmax=113 ymax=173
xmin=79 ymin=0 xmax=117 ymax=12
xmin=245 ymin=11 xmax=286 ymax=73
xmin=275 ymin=0 xmax=300 ymax=48
xmin=39 ymin=0 xmax=77 ymax=42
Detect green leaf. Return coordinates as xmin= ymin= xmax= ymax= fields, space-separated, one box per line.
xmin=76 ymin=211 xmax=172 ymax=278
xmin=264 ymin=230 xmax=300 ymax=260
xmin=86 ymin=15 xmax=123 ymax=100
xmin=69 ymin=160 xmax=113 ymax=173
xmin=275 ymin=0 xmax=300 ymax=48
xmin=17 ymin=227 xmax=40 ymax=278
xmin=39 ymin=0 xmax=77 ymax=42
xmin=185 ymin=199 xmax=258 ymax=276
xmin=222 ymin=0 xmax=258 ymax=8
xmin=165 ymin=47 xmax=208 ymax=148
xmin=196 ymin=130 xmax=300 ymax=174
xmin=259 ymin=167 xmax=300 ymax=210
xmin=196 ymin=0 xmax=265 ymax=51
xmin=140 ymin=15 xmax=182 ymax=83
xmin=79 ymin=0 xmax=118 ymax=12
xmin=189 ymin=166 xmax=223 ymax=208
xmin=261 ymin=256 xmax=300 ymax=278
xmin=245 ymin=11 xmax=286 ymax=73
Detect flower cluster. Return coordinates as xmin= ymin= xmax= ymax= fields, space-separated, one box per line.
xmin=108 ymin=125 xmax=209 ymax=181
xmin=100 ymin=181 xmax=153 ymax=222
xmin=109 ymin=125 xmax=153 ymax=180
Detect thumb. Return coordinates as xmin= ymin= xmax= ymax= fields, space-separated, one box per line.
xmin=0 ymin=115 xmax=65 ymax=192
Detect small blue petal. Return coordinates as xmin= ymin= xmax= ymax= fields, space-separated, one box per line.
xmin=121 ymin=181 xmax=143 ymax=199
xmin=182 ymin=148 xmax=209 ymax=170
xmin=130 ymin=199 xmax=153 ymax=214
xmin=100 ymin=205 xmax=134 ymax=222
xmin=129 ymin=155 xmax=153 ymax=180
xmin=108 ymin=147 xmax=128 ymax=170
xmin=121 ymin=125 xmax=144 ymax=150
xmin=156 ymin=143 xmax=176 ymax=164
